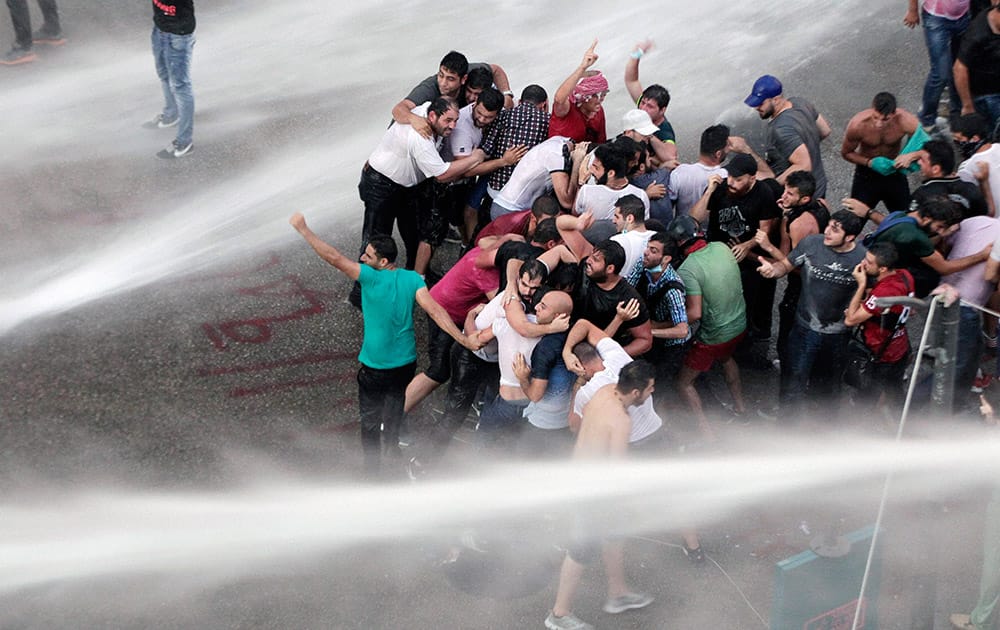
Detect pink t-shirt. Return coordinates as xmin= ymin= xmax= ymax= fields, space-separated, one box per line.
xmin=922 ymin=0 xmax=969 ymax=20
xmin=476 ymin=209 xmax=532 ymax=243
xmin=429 ymin=248 xmax=500 ymax=324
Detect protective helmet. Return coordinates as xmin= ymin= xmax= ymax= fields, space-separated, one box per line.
xmin=666 ymin=215 xmax=702 ymax=248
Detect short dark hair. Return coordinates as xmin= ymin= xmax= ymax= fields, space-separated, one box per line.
xmin=477 ymin=86 xmax=504 ymax=112
xmin=465 ymin=66 xmax=493 ymax=91
xmin=953 ymin=113 xmax=990 ymax=140
xmin=547 ymin=262 xmax=579 ymax=291
xmin=367 ymin=234 xmax=398 ymax=263
xmin=617 ymin=360 xmax=655 ymax=395
xmin=868 ymin=241 xmax=899 ymax=269
xmin=700 ymin=124 xmax=730 ymax=156
xmin=439 ymin=51 xmax=469 ymax=77
xmin=916 ymin=194 xmax=963 ymax=225
xmin=428 ymin=96 xmax=459 ymax=118
xmin=572 ymin=340 xmax=600 ymax=365
xmin=923 ymin=139 xmax=956 ymax=174
xmin=785 ymin=171 xmax=816 ymax=199
xmin=650 ymin=231 xmax=681 ymax=264
xmin=531 ymin=218 xmax=561 ymax=245
xmin=520 ymin=258 xmax=548 ymax=282
xmin=594 ymin=144 xmax=629 ymax=179
xmin=615 ymin=194 xmax=646 ymax=223
xmin=593 ymin=239 xmax=626 ymax=276
xmin=641 ymin=84 xmax=670 ymax=109
xmin=520 ymin=84 xmax=548 ymax=105
xmin=829 ymin=209 xmax=865 ymax=237
xmin=531 ymin=195 xmax=561 ymax=219
xmin=872 ymin=92 xmax=897 ymax=116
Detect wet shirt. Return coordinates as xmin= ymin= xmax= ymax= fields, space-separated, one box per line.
xmin=548 ymin=105 xmax=606 ymax=144
xmin=677 ymin=242 xmax=746 ymax=345
xmin=482 ymin=102 xmax=550 ymax=191
xmin=958 ymin=10 xmax=1000 ymax=97
xmin=765 ymin=97 xmax=828 ymax=198
xmin=404 ymin=62 xmax=492 ymax=107
xmin=356 ymin=265 xmax=424 ymax=369
xmin=910 ymin=176 xmax=988 ymax=219
xmin=705 ymin=181 xmax=781 ymax=245
xmin=573 ymin=271 xmax=649 ymax=342
xmin=787 ymin=235 xmax=866 ymax=334
xmin=524 ymin=332 xmax=574 ymax=430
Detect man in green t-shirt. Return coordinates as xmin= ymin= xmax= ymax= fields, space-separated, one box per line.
xmin=290 ymin=214 xmax=478 ymax=478
xmin=668 ymin=216 xmax=747 ymax=441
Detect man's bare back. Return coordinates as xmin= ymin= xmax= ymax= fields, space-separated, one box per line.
xmin=573 ymin=384 xmax=631 ymax=459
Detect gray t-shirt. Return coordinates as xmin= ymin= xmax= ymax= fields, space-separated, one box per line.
xmin=765 ymin=97 xmax=827 ymax=198
xmin=788 ymin=234 xmax=866 ymax=334
xmin=405 ymin=62 xmax=492 ymax=106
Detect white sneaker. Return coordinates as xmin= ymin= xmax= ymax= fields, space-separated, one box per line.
xmin=544 ymin=612 xmax=594 ymax=630
xmin=603 ymin=591 xmax=653 ymax=614
xmin=157 ymin=140 xmax=193 ymax=159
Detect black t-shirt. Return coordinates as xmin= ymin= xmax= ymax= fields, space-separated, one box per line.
xmin=153 ymin=0 xmax=195 ymax=35
xmin=911 ymin=177 xmax=988 ymax=219
xmin=573 ymin=269 xmax=650 ymax=342
xmin=706 ymin=180 xmax=781 ymax=244
xmin=957 ymin=10 xmax=1000 ymax=97
xmin=495 ymin=240 xmax=544 ymax=293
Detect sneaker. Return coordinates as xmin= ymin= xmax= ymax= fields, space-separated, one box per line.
xmin=157 ymin=140 xmax=193 ymax=159
xmin=544 ymin=612 xmax=594 ymax=630
xmin=972 ymin=369 xmax=992 ymax=394
xmin=0 ymin=47 xmax=37 ymax=65
xmin=949 ymin=613 xmax=976 ymax=629
xmin=405 ymin=456 xmax=425 ymax=482
xmin=682 ymin=542 xmax=706 ymax=564
xmin=32 ymin=28 xmax=66 ymax=45
xmin=603 ymin=592 xmax=653 ymax=614
xmin=142 ymin=114 xmax=179 ymax=129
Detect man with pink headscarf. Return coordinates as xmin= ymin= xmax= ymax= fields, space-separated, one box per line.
xmin=549 ymin=40 xmax=608 ymax=144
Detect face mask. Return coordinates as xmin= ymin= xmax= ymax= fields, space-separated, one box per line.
xmin=646 ymin=264 xmax=663 ymax=273
xmin=958 ymin=139 xmax=986 ymax=160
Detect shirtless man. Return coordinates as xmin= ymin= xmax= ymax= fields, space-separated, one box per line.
xmin=544 ymin=359 xmax=656 ymax=630
xmin=841 ymin=92 xmax=921 ymax=214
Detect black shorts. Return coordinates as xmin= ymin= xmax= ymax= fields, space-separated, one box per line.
xmin=424 ymin=317 xmax=457 ymax=383
xmin=850 ymin=165 xmax=910 ymax=214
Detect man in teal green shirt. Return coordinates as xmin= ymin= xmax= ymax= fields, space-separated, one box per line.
xmin=290 ymin=213 xmax=478 ymax=478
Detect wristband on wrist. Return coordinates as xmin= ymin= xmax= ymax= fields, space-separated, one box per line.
xmin=865 ymin=209 xmax=873 ymax=220
xmin=630 ymin=49 xmax=643 ymax=59
xmin=502 ymin=90 xmax=514 ymax=98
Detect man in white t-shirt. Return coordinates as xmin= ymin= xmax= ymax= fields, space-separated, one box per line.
xmin=575 ymin=142 xmax=650 ymax=222
xmin=491 ymin=135 xmax=585 ymax=219
xmin=358 ymin=96 xmax=486 ymax=284
xmin=669 ymin=124 xmax=730 ymax=217
xmin=562 ymin=319 xmax=662 ymax=444
xmin=610 ymin=194 xmax=654 ymax=281
xmin=954 ymin=112 xmax=1000 ymax=216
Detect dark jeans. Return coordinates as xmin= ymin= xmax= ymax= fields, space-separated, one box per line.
xmin=357 ymin=361 xmax=416 ymax=477
xmin=740 ymin=261 xmax=776 ymax=340
xmin=919 ymin=9 xmax=969 ymax=127
xmin=358 ymin=165 xmax=419 ymax=269
xmin=6 ymin=0 xmax=59 ymax=49
xmin=427 ymin=345 xmax=497 ymax=459
xmin=851 ymin=165 xmax=911 ymax=214
xmin=777 ymin=273 xmax=801 ymax=399
xmin=782 ymin=322 xmax=850 ymax=416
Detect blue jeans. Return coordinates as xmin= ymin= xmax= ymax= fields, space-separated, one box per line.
xmin=151 ymin=26 xmax=195 ymax=147
xmin=781 ymin=322 xmax=849 ymax=416
xmin=919 ymin=9 xmax=969 ymax=127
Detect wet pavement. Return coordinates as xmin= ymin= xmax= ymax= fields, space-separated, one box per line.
xmin=1 ymin=2 xmax=998 ymax=629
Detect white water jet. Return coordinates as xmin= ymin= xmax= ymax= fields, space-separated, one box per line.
xmin=2 ymin=433 xmax=997 ymax=595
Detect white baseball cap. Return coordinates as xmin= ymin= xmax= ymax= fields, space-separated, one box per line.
xmin=621 ymin=109 xmax=659 ymax=136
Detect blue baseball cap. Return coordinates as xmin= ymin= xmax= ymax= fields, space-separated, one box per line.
xmin=744 ymin=75 xmax=782 ymax=107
